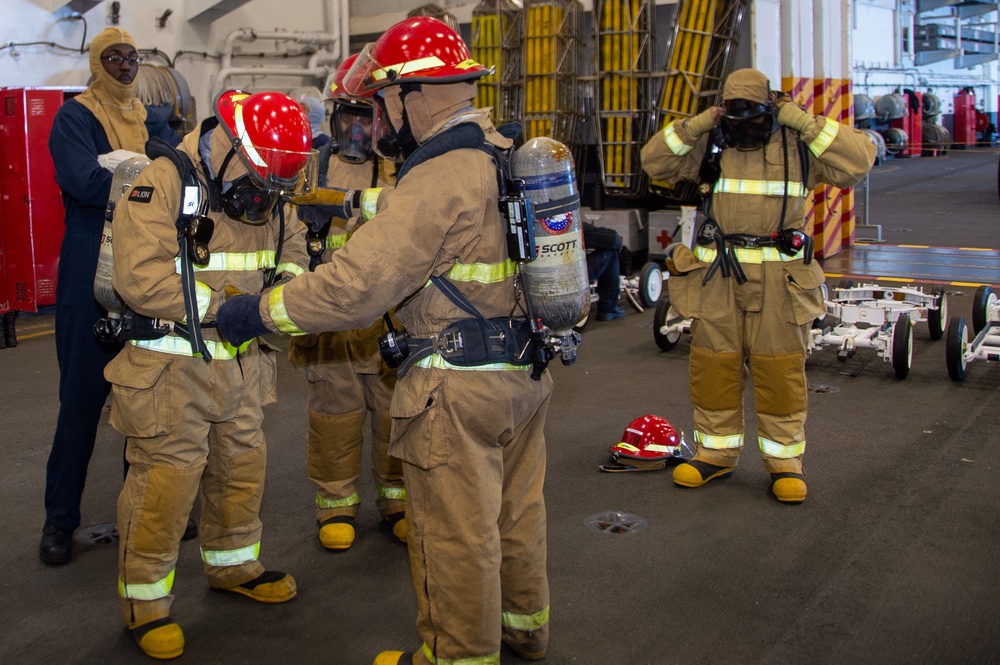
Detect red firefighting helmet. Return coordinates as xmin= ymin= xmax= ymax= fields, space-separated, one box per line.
xmin=599 ymin=415 xmax=691 ymax=472
xmin=341 ymin=16 xmax=491 ymax=95
xmin=214 ymin=90 xmax=314 ymax=189
xmin=328 ymin=53 xmax=372 ymax=102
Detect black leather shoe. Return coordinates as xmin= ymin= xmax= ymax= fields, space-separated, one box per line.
xmin=39 ymin=522 xmax=73 ymax=565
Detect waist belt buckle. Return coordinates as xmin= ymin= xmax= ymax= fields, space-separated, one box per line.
xmin=741 ymin=235 xmax=759 ymax=249
xmin=437 ymin=329 xmax=463 ymax=354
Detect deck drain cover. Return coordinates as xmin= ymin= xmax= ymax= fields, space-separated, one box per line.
xmin=75 ymin=522 xmax=118 ymax=546
xmin=585 ymin=511 xmax=648 ymax=535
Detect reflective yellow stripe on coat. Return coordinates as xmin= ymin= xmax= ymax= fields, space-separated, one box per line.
xmin=131 ymin=336 xmax=252 ymax=360
xmin=694 ymin=245 xmax=805 ymax=264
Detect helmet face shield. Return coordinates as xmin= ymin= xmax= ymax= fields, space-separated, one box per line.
xmin=332 ymin=101 xmax=374 ymax=164
xmin=370 ymin=93 xmax=408 ymax=163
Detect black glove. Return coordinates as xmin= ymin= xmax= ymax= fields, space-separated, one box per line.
xmin=216 ymin=294 xmax=269 ymax=346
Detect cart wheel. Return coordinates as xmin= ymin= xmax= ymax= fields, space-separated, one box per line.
xmin=837 ymin=277 xmax=855 ymax=290
xmin=638 ymin=262 xmax=663 ymax=308
xmin=891 ymin=312 xmax=913 ymax=379
xmin=972 ymin=285 xmax=996 ymax=334
xmin=574 ymin=311 xmax=590 ymax=331
xmin=927 ymin=285 xmax=947 ymax=341
xmin=946 ymin=316 xmax=969 ymax=382
xmin=653 ymin=296 xmax=681 ymax=351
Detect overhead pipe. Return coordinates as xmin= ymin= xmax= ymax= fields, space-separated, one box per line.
xmin=213 ymin=28 xmax=341 ymax=99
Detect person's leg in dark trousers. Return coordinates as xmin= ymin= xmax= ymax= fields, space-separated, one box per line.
xmin=41 ymin=298 xmax=120 ymax=563
xmin=587 ymin=249 xmax=625 ymax=320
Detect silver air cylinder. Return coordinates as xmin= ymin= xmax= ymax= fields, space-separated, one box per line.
xmin=511 ymin=137 xmax=590 ymax=339
xmin=94 ymin=156 xmax=151 ymax=316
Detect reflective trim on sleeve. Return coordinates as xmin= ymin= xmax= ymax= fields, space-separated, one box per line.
xmin=315 ymin=491 xmax=361 ymax=510
xmin=267 ymin=284 xmax=307 ymax=335
xmin=502 ymin=605 xmax=550 ymax=632
xmin=131 ymin=336 xmax=251 ymax=359
xmin=376 ymin=485 xmax=407 ymax=501
xmin=808 ymin=117 xmax=840 ymax=156
xmin=325 ymin=233 xmax=351 ymax=250
xmin=118 ymin=570 xmax=175 ymax=601
xmin=694 ymin=245 xmax=804 ymax=264
xmin=694 ymin=430 xmax=744 ymax=450
xmin=195 ymin=280 xmax=213 ymax=322
xmin=175 ymin=250 xmax=276 ymax=273
xmin=200 ymin=542 xmax=260 ymax=567
xmin=414 ymin=354 xmax=530 ymax=372
xmin=759 ymin=436 xmax=806 ymax=459
xmin=714 ymin=178 xmax=807 ymax=198
xmin=662 ymin=123 xmax=694 ymax=155
xmin=277 ymin=262 xmax=305 ymax=277
xmin=421 ymin=643 xmax=500 ymax=665
xmin=360 ymin=188 xmax=381 ymax=222
xmin=446 ymin=258 xmax=517 ymax=284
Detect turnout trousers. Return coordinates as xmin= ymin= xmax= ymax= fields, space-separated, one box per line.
xmin=391 ymin=366 xmax=553 ymax=664
xmin=289 ymin=320 xmax=405 ymax=522
xmin=687 ymin=262 xmax=813 ymax=474
xmin=108 ymin=342 xmax=274 ymax=628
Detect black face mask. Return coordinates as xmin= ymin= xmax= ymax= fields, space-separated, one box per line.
xmin=376 ymin=86 xmax=419 ymax=163
xmin=334 ymin=111 xmax=374 ymax=164
xmin=222 ymin=174 xmax=279 ymax=223
xmin=721 ymin=116 xmax=776 ymax=151
xmin=720 ymin=99 xmax=776 ymax=151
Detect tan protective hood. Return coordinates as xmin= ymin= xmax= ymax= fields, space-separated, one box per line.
xmin=73 ymin=27 xmax=148 ymax=152
xmin=723 ymin=68 xmax=771 ymax=104
xmin=384 ymin=81 xmax=478 ymax=145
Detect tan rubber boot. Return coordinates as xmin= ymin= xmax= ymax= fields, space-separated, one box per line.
xmin=319 ymin=516 xmax=356 ymax=550
xmin=222 ymin=571 xmax=297 ymax=603
xmin=131 ymin=617 xmax=184 ymax=660
xmin=771 ymin=473 xmax=807 ymax=503
xmin=672 ymin=460 xmax=735 ymax=488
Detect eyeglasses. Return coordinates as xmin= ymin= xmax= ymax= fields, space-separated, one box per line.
xmin=102 ymin=54 xmax=142 ymax=66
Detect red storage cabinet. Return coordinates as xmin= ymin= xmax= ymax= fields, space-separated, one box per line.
xmin=953 ymin=87 xmax=977 ymax=148
xmin=0 ymin=87 xmax=67 ymax=314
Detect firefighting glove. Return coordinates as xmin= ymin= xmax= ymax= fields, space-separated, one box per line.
xmin=664 ymin=243 xmax=690 ymax=276
xmin=777 ymin=101 xmax=816 ymax=134
xmin=97 ymin=149 xmax=146 ymax=172
xmin=683 ymin=107 xmax=721 ymax=137
xmin=216 ymin=293 xmax=270 ymax=346
xmin=290 ymin=187 xmax=361 ymax=222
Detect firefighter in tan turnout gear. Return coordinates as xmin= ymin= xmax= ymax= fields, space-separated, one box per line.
xmin=289 ymin=55 xmax=406 ymax=551
xmin=641 ymin=68 xmax=876 ymax=503
xmin=105 ymin=90 xmax=313 ymax=659
xmin=217 ymin=17 xmax=554 ymax=665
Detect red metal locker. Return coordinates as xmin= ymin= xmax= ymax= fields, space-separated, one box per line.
xmin=953 ymin=87 xmax=977 ymax=147
xmin=0 ymin=87 xmax=67 ymax=313
xmin=891 ymin=90 xmax=922 ymax=157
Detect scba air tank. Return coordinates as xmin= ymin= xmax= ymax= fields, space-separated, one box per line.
xmin=94 ymin=156 xmax=151 ymax=316
xmin=511 ymin=138 xmax=590 ymax=337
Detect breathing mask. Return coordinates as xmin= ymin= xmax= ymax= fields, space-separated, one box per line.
xmin=372 ymin=87 xmax=418 ymax=163
xmin=222 ymin=173 xmax=279 ymax=223
xmin=333 ymin=102 xmax=374 ymax=164
xmin=720 ymin=98 xmax=776 ymax=151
